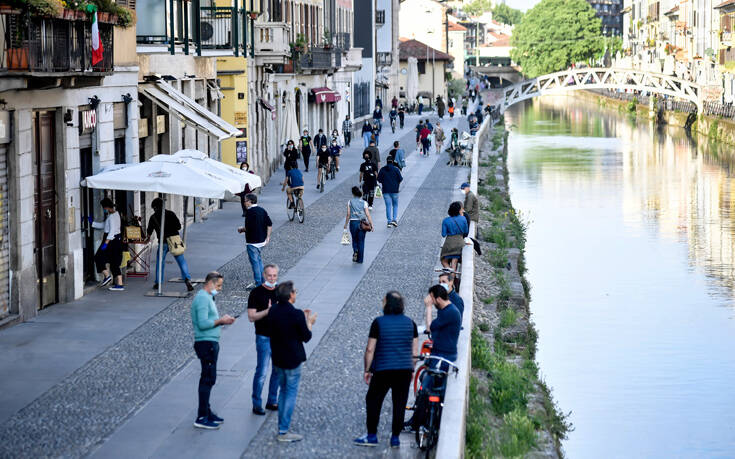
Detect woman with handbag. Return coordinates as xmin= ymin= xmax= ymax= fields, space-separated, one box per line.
xmin=146 ymin=198 xmax=193 ymax=291
xmin=344 ymin=186 xmax=374 ymax=264
xmin=440 ymin=201 xmax=469 ymax=279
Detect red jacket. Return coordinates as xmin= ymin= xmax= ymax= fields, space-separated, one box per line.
xmin=420 ymin=127 xmax=431 ymax=140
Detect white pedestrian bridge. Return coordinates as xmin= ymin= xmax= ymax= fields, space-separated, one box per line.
xmin=498 ymin=67 xmax=702 ymax=113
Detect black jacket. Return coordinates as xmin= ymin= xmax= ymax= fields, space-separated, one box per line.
xmin=243 ymin=205 xmax=272 ymax=244
xmin=314 ymin=134 xmax=328 ymax=149
xmin=269 ymin=301 xmax=312 ymax=369
xmin=147 ymin=210 xmax=181 ymax=239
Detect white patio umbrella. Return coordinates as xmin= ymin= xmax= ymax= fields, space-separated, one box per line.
xmin=407 ymin=56 xmax=419 ymax=105
xmin=281 ymin=92 xmax=300 ymax=149
xmin=82 ymin=155 xmax=240 ymax=297
xmin=163 ymin=150 xmax=262 ymax=190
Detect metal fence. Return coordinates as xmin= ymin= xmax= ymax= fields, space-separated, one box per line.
xmin=300 ymin=47 xmax=334 ymax=70
xmin=334 ymin=32 xmax=350 ymax=51
xmin=199 ymin=6 xmax=237 ymax=50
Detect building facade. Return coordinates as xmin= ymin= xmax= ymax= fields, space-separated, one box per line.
xmin=398 ymin=39 xmax=453 ymax=103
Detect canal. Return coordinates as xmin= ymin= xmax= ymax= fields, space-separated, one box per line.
xmin=505 ymin=95 xmax=735 ymax=457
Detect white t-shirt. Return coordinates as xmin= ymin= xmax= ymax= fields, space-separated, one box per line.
xmin=92 ymin=211 xmax=121 ymax=238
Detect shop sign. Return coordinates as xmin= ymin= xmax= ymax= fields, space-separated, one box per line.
xmin=138 ymin=118 xmax=149 ymax=138
xmin=81 ymin=110 xmax=96 ymax=134
xmin=156 ymin=115 xmax=167 ymax=134
xmin=234 ymin=111 xmax=247 ymax=125
xmin=236 ymin=140 xmax=247 ymax=163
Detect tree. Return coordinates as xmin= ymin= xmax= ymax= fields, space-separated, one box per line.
xmin=463 ymin=0 xmax=493 ymax=16
xmin=510 ymin=0 xmax=604 ymax=78
xmin=492 ymin=4 xmax=523 ymax=25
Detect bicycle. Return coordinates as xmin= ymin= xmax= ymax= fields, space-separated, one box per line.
xmin=318 ymin=162 xmax=327 ymax=193
xmin=411 ymin=354 xmax=459 ymax=457
xmin=286 ymin=188 xmax=305 ymax=223
xmin=328 ymin=157 xmax=337 ymax=180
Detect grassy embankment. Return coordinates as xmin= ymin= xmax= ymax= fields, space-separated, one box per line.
xmin=465 ymin=120 xmax=571 ymax=458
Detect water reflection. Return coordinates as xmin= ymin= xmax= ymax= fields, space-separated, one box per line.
xmin=506 ymin=95 xmax=735 ymax=458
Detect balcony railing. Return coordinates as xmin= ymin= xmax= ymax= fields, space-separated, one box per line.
xmin=2 ymin=11 xmax=114 ymax=73
xmin=253 ymin=21 xmax=290 ymax=62
xmin=300 ymin=47 xmax=339 ymax=70
xmin=334 ymin=32 xmax=350 ymax=51
xmin=199 ymin=6 xmax=238 ymax=50
xmin=376 ymin=52 xmax=392 ymax=66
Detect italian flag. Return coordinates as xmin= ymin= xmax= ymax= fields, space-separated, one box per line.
xmin=91 ymin=11 xmax=104 ymax=65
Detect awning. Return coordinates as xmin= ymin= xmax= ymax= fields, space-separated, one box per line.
xmin=259 ymin=98 xmax=275 ymax=111
xmin=140 ymin=81 xmax=241 ymax=141
xmin=207 ymin=81 xmax=224 ymax=101
xmin=311 ymin=87 xmax=341 ymax=103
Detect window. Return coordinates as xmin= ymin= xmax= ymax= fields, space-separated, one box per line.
xmin=418 ymin=60 xmax=426 ymax=74
xmin=376 ymin=10 xmax=385 ymax=25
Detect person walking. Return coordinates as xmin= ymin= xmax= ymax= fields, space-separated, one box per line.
xmin=269 ymin=282 xmax=317 ymax=442
xmin=91 ymin=197 xmax=124 ymax=291
xmin=371 ymin=121 xmax=381 ymax=147
xmin=354 ymin=291 xmax=418 ymax=448
xmin=387 ymin=141 xmax=406 ymax=170
xmin=461 ymin=182 xmax=479 ymax=228
xmin=344 ymin=186 xmax=374 ymax=264
xmin=398 ymin=104 xmax=405 ymax=129
xmin=417 ymin=95 xmax=424 ymax=115
xmin=236 ymin=162 xmax=258 ymax=217
xmin=391 ymin=95 xmax=398 ymax=109
xmin=342 ymin=115 xmax=353 ymax=146
xmin=436 ymin=95 xmax=445 ymax=119
xmin=362 ymin=122 xmax=373 ymax=148
xmin=238 ymin=194 xmax=273 ymax=288
xmin=419 ymin=123 xmax=431 ymax=156
xmin=364 ymin=139 xmax=381 ymax=167
xmin=440 ymin=201 xmax=469 ymax=280
xmin=377 ymin=158 xmax=403 ymax=228
xmin=248 ymin=264 xmax=280 ymax=416
xmin=359 ymin=152 xmax=379 ymax=210
xmin=191 ymin=271 xmax=236 ymax=429
xmin=372 ymin=105 xmax=383 ymax=132
xmin=283 ymin=140 xmax=299 ymax=172
xmin=299 ymin=130 xmax=312 ymax=172
xmin=147 ymin=198 xmax=193 ymax=292
xmin=314 ymin=128 xmax=328 ymax=153
xmin=448 ymin=98 xmax=455 ymax=119
xmin=434 ymin=122 xmax=446 ymax=154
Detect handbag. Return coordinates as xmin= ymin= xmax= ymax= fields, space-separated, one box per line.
xmin=340 ymin=229 xmax=351 ymax=245
xmin=167 ymin=234 xmax=186 ymax=256
xmin=360 ymin=218 xmax=373 ymax=232
xmin=374 ymin=185 xmax=383 ymax=198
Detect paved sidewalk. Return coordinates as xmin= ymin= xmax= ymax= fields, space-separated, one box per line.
xmin=0 ymin=111 xmax=433 ymax=458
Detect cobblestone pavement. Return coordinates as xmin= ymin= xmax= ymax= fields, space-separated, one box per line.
xmin=242 ymin=119 xmax=470 ymax=458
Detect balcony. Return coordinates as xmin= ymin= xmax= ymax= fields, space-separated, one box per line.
xmin=334 ymin=32 xmax=351 ymax=51
xmin=253 ymin=22 xmax=290 ymax=65
xmin=299 ymin=47 xmax=339 ymax=71
xmin=376 ymin=52 xmax=392 ymax=66
xmin=0 ymin=11 xmax=113 ymax=76
xmin=342 ymin=47 xmax=362 ymax=71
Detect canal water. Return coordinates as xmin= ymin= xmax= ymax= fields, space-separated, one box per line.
xmin=505 ymin=96 xmax=735 ymax=458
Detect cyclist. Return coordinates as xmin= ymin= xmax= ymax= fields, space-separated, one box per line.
xmin=397 ymin=104 xmax=405 ymax=129
xmin=282 ymin=167 xmax=304 ymax=209
xmin=389 ymin=107 xmax=398 ymax=133
xmin=316 ymin=144 xmax=331 ymax=190
xmin=372 ymin=105 xmax=383 ymax=132
xmin=299 ymin=130 xmax=312 ymax=172
xmin=328 ymin=139 xmax=342 ymax=172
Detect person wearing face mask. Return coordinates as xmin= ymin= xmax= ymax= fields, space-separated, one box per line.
xmin=248 ymin=264 xmax=281 ymax=415
xmin=190 ymin=271 xmax=236 ymax=430
xmin=460 ymin=182 xmax=478 ymax=228
xmin=316 ymin=144 xmax=331 ymax=189
xmin=284 ymin=139 xmax=299 ymax=172
xmin=313 ymin=128 xmax=328 ymax=152
xmin=91 ymin=197 xmax=124 ymax=291
xmin=268 ymin=281 xmax=317 ymax=442
xmin=359 ymin=151 xmax=378 ymax=209
xmin=330 ymin=128 xmax=342 ymax=147
xmin=438 ymin=271 xmax=464 ymax=320
xmin=328 ymin=139 xmax=342 ymax=172
xmin=299 ymin=131 xmax=312 ymax=171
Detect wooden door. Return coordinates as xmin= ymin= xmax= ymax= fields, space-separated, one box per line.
xmin=33 ymin=110 xmax=57 ymax=309
xmin=79 ymin=147 xmax=95 ymax=283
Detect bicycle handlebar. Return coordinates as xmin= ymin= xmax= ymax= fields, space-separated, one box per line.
xmin=416 ymin=355 xmax=460 ymax=375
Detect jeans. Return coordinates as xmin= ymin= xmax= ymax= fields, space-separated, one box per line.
xmin=418 ymin=103 xmax=424 ymax=115
xmin=383 ymin=193 xmax=399 ymax=223
xmin=155 ymin=242 xmax=191 ymax=285
xmin=275 ymin=364 xmax=302 ymax=434
xmin=252 ymin=335 xmax=279 ymax=409
xmin=363 ymin=132 xmax=372 ymax=148
xmin=343 ymin=131 xmax=351 ymax=146
xmin=247 ymin=244 xmax=264 ymax=286
xmin=421 ymin=138 xmax=430 ymax=155
xmin=374 ymin=133 xmax=380 ymax=146
xmin=349 ymin=220 xmax=366 ymax=263
xmin=366 ymin=370 xmax=412 ymax=436
xmin=194 ymin=340 xmax=219 ymax=419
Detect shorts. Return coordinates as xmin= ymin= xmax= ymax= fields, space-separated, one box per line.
xmin=318 ymin=160 xmax=329 ymax=168
xmin=329 ymin=152 xmax=340 ymax=157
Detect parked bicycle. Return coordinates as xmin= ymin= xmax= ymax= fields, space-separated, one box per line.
xmin=286 ymin=188 xmax=305 ymax=223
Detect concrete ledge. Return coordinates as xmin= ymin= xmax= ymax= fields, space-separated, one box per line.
xmin=435 ymin=114 xmax=492 ymax=458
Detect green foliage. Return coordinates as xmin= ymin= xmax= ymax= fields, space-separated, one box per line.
xmin=497 ymin=409 xmax=537 ymax=456
xmin=488 ymin=248 xmax=508 ymax=269
xmin=478 ymin=321 xmax=491 ymax=332
xmin=463 ymin=0 xmax=493 ymax=16
xmin=489 ymin=354 xmax=533 ymax=415
xmin=499 ymin=308 xmax=518 ymax=328
xmin=472 ymin=327 xmax=495 ymax=371
xmin=510 ymin=0 xmax=605 ymax=78
xmin=448 ymin=78 xmax=466 ymax=100
xmin=626 ymin=98 xmax=638 ymax=113
xmin=493 ymin=3 xmax=524 ymax=25
xmin=482 ymin=225 xmax=508 ymax=247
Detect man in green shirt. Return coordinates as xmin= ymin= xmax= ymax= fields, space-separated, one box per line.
xmin=191 ymin=271 xmax=235 ymax=430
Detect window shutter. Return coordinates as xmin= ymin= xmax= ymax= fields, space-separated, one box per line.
xmin=116 ymin=0 xmax=136 ymax=10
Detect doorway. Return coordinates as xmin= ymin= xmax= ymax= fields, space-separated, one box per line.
xmin=79 ymin=147 xmax=96 ymax=284
xmin=33 ymin=110 xmax=57 ymax=309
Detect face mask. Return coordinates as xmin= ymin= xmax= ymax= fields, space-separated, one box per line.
xmin=440 ymin=283 xmax=451 ymax=292
xmin=264 ymin=280 xmax=277 ymax=289
xmin=211 ymin=288 xmax=219 ymax=297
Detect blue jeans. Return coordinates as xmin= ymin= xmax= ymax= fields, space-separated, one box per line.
xmin=247 ymin=244 xmax=264 ymax=286
xmin=155 ymin=242 xmax=191 ymax=285
xmin=252 ymin=335 xmax=279 ymax=409
xmin=275 ymin=364 xmax=302 ymax=434
xmin=349 ymin=220 xmax=366 ymax=263
xmin=383 ymin=193 xmax=399 ymax=223
xmin=363 ymin=132 xmax=372 ymax=148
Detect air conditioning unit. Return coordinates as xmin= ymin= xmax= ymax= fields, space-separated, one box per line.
xmin=201 ymin=17 xmax=232 ymax=47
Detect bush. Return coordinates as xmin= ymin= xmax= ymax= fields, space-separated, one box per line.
xmin=488 ymin=248 xmax=508 ymax=269
xmin=499 ymin=308 xmax=517 ymax=328
xmin=489 ymin=357 xmax=533 ymax=415
xmin=497 ymin=409 xmax=537 ymax=456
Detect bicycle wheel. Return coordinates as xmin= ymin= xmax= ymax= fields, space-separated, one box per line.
xmin=319 ymin=169 xmax=325 ymax=193
xmin=425 ymin=405 xmax=440 ymax=456
xmin=287 ymin=197 xmax=295 ymax=221
xmin=297 ymin=197 xmax=305 ymax=223
xmin=413 ymin=365 xmax=427 ymax=396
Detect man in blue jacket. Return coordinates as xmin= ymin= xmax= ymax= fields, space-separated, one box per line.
xmin=377 ymin=158 xmax=403 ymax=228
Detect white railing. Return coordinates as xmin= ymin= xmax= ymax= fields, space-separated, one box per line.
xmin=435 ymin=113 xmax=492 ymax=458
xmin=253 ymin=22 xmax=290 ymax=63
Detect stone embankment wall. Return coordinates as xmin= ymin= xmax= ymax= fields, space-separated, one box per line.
xmin=465 ymin=119 xmax=570 ymax=457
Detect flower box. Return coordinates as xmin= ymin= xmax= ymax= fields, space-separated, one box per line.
xmin=7 ymin=47 xmax=28 ymax=70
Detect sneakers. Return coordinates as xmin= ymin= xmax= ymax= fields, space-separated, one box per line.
xmin=152 ymin=283 xmax=159 ymax=290
xmin=108 ymin=285 xmax=125 ymax=292
xmin=390 ymin=221 xmax=398 ymax=228
xmin=277 ymin=432 xmax=304 ymax=442
xmin=368 ymin=206 xmax=373 ymax=211
xmin=185 ymin=279 xmax=194 ymax=292
xmin=316 ymin=184 xmax=320 ymax=190
xmin=209 ymin=412 xmax=224 ymax=425
xmin=390 ymin=435 xmax=400 ymax=448
xmin=265 ymin=403 xmax=279 ymax=411
xmin=100 ymin=275 xmax=113 ymax=287
xmin=387 ymin=222 xmax=392 ymax=228
xmin=352 ymin=252 xmax=358 ymax=262
xmin=252 ymin=406 xmax=266 ymax=416
xmin=353 ymin=434 xmax=378 ymax=447
xmin=194 ymin=416 xmax=220 ymax=429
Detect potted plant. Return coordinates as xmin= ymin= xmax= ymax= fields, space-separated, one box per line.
xmin=7 ymin=12 xmax=28 ymax=70
xmin=291 ymin=33 xmax=306 ymax=52
xmin=322 ymin=28 xmax=332 ymax=49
